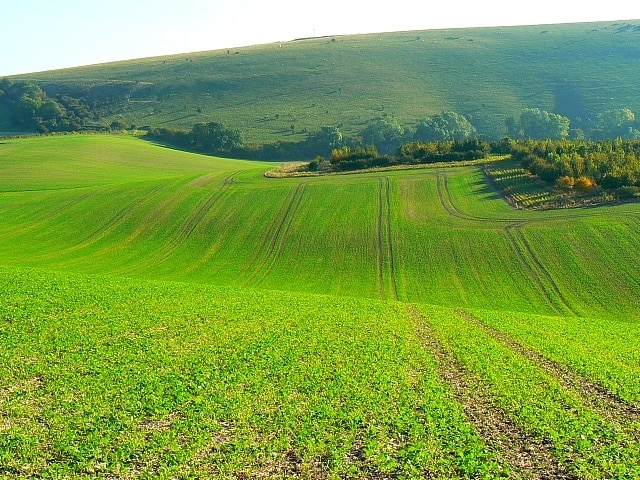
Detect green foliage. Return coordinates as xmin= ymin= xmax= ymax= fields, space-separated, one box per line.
xmin=423 ymin=306 xmax=640 ymax=478
xmin=360 ymin=118 xmax=407 ymax=154
xmin=329 ymin=145 xmax=378 ymax=163
xmin=0 ymin=78 xmax=94 ymax=132
xmin=397 ymin=138 xmax=490 ymax=164
xmin=147 ymin=121 xmax=243 ymax=154
xmin=0 ymin=267 xmax=504 ymax=478
xmin=414 ymin=111 xmax=476 ymax=142
xmin=507 ymin=108 xmax=571 ymax=140
xmin=512 ymin=138 xmax=640 ymax=192
xmin=306 ymin=125 xmax=344 ymax=153
xmin=5 ymin=21 xmax=640 ymax=142
xmin=594 ymin=108 xmax=640 ymax=139
xmin=190 ymin=121 xmax=243 ymax=152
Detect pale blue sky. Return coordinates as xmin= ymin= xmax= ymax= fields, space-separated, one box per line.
xmin=2 ymin=0 xmax=638 ymax=76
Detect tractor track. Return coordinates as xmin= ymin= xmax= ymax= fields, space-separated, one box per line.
xmin=436 ymin=169 xmax=637 ymax=226
xmin=177 ymin=171 xmax=241 ymax=242
xmin=509 ymin=225 xmax=580 ymax=316
xmin=151 ymin=171 xmax=241 ymax=265
xmin=0 ymin=190 xmax=94 ymax=239
xmin=245 ymin=182 xmax=307 ymax=287
xmin=454 ymin=309 xmax=640 ymax=436
xmin=78 ymin=182 xmax=167 ymax=245
xmin=436 ymin=170 xmax=579 ymax=315
xmin=503 ymin=223 xmax=577 ymax=316
xmin=408 ymin=305 xmax=574 ymax=479
xmin=377 ymin=177 xmax=398 ymax=301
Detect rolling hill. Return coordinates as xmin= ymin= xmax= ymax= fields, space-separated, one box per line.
xmin=1 ymin=134 xmax=639 ymax=477
xmin=2 ymin=19 xmax=640 ymax=477
xmin=7 ymin=20 xmax=640 ymax=143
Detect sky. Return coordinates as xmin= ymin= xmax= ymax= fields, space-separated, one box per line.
xmin=2 ymin=0 xmax=638 ymax=76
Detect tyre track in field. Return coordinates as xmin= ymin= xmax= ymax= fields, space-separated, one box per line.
xmin=503 ymin=223 xmax=578 ymax=316
xmin=77 ymin=182 xmax=167 ymax=246
xmin=454 ymin=308 xmax=640 ymax=437
xmin=435 ymin=172 xmax=472 ymax=221
xmin=1 ymin=190 xmax=94 ymax=239
xmin=435 ymin=169 xmax=639 ymax=225
xmin=151 ymin=171 xmax=240 ymax=265
xmin=507 ymin=225 xmax=580 ymax=316
xmin=408 ymin=305 xmax=573 ymax=479
xmin=377 ymin=177 xmax=399 ymax=301
xmin=177 ymin=171 xmax=241 ymax=242
xmin=245 ymin=182 xmax=308 ymax=287
xmin=436 ymin=171 xmax=578 ymax=316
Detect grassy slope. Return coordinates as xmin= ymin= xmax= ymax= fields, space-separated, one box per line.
xmin=1 ymin=135 xmax=640 ymax=477
xmin=1 ymin=135 xmax=637 ymax=317
xmin=10 ymin=20 xmax=640 ymax=142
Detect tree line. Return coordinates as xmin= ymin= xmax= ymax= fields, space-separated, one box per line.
xmin=0 ymin=79 xmax=99 ymax=133
xmin=507 ymin=107 xmax=640 ymax=141
xmin=310 ymin=138 xmax=491 ymax=172
xmin=146 ymin=112 xmax=478 ymax=160
xmin=511 ymin=138 xmax=640 ymax=197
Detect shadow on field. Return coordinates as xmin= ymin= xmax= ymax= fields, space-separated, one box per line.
xmin=471 ymin=179 xmax=502 ymax=201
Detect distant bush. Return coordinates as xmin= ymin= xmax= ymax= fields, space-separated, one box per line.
xmin=147 ymin=122 xmax=242 ymax=154
xmin=397 ymin=138 xmax=490 ymax=164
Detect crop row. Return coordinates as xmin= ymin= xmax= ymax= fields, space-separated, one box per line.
xmin=414 ymin=304 xmax=640 ymax=478
xmin=2 ymin=267 xmax=639 ymax=477
xmin=0 ymin=267 xmax=504 ymax=478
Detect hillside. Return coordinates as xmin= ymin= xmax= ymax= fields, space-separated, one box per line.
xmin=1 ymin=135 xmax=638 ymax=318
xmin=6 ymin=20 xmax=640 ymax=143
xmin=1 ymin=135 xmax=639 ymax=476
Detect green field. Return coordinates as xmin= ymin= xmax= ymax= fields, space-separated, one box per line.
xmin=9 ymin=20 xmax=640 ymax=142
xmin=1 ymin=135 xmax=639 ymax=478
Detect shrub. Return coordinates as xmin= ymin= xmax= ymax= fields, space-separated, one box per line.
xmin=574 ymin=176 xmax=597 ymax=192
xmin=556 ymin=176 xmax=575 ymax=190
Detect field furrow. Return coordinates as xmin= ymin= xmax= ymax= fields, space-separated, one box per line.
xmin=0 ymin=190 xmax=94 ymax=240
xmin=417 ymin=304 xmax=640 ymax=478
xmin=513 ymin=227 xmax=579 ymax=316
xmin=77 ymin=182 xmax=168 ymax=246
xmin=503 ymin=222 xmax=580 ymax=316
xmin=455 ymin=309 xmax=640 ymax=434
xmin=408 ymin=305 xmax=570 ymax=478
xmin=177 ymin=170 xmax=241 ymax=242
xmin=246 ymin=182 xmax=308 ymax=287
xmin=376 ymin=177 xmax=399 ymax=301
xmin=435 ymin=172 xmax=468 ymax=221
xmin=145 ymin=171 xmax=241 ymax=269
xmin=467 ymin=309 xmax=640 ymax=407
xmin=2 ymin=135 xmax=640 ymax=476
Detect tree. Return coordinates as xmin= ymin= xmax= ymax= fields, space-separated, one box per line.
xmin=595 ymin=108 xmax=639 ymax=139
xmin=510 ymin=108 xmax=570 ymax=140
xmin=39 ymin=100 xmax=64 ymax=121
xmin=361 ymin=118 xmax=406 ymax=154
xmin=190 ymin=122 xmax=243 ymax=152
xmin=12 ymin=95 xmax=40 ymax=128
xmin=306 ymin=125 xmax=343 ymax=155
xmin=414 ymin=111 xmax=476 ymax=141
xmin=110 ymin=119 xmax=129 ymax=131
